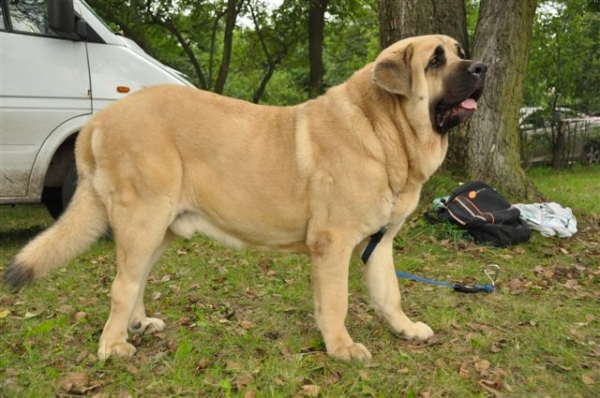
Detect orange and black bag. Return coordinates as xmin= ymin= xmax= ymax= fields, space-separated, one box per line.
xmin=432 ymin=181 xmax=531 ymax=247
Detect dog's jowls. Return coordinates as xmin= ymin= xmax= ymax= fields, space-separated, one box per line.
xmin=4 ymin=35 xmax=486 ymax=361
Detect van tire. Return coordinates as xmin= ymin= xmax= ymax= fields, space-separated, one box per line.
xmin=61 ymin=160 xmax=78 ymax=212
xmin=42 ymin=159 xmax=77 ymax=220
xmin=42 ymin=188 xmax=63 ymax=219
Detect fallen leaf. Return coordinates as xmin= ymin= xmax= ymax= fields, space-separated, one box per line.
xmin=418 ymin=389 xmax=431 ymax=398
xmin=300 ymin=384 xmax=321 ymax=397
xmin=518 ymin=320 xmax=537 ymax=327
xmin=582 ymin=375 xmax=595 ymax=385
xmin=60 ymin=372 xmax=99 ymax=395
xmin=235 ymin=374 xmax=253 ymax=388
xmin=75 ymin=311 xmax=87 ymax=320
xmin=459 ymin=361 xmax=470 ymax=378
xmin=479 ymin=379 xmax=502 ymax=397
xmin=226 ymin=361 xmax=241 ymax=372
xmin=563 ymin=279 xmax=578 ymax=289
xmin=243 ymin=388 xmax=258 ymax=398
xmin=506 ymin=278 xmax=525 ymax=294
xmin=240 ymin=320 xmax=255 ymax=330
xmin=475 ymin=359 xmax=491 ymax=375
xmin=5 ymin=368 xmax=19 ymax=377
xmin=76 ymin=350 xmax=88 ymax=364
xmin=586 ymin=314 xmax=596 ymax=322
xmin=0 ymin=309 xmax=9 ymax=318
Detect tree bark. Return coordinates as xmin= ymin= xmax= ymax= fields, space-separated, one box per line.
xmin=463 ymin=0 xmax=539 ymax=198
xmin=378 ymin=0 xmax=468 ymax=52
xmin=308 ymin=0 xmax=329 ymax=98
xmin=214 ymin=0 xmax=241 ymax=94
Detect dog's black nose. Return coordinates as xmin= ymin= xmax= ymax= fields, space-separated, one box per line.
xmin=468 ymin=62 xmax=487 ymax=76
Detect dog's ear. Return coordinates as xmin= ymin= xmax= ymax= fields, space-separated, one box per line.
xmin=372 ymin=43 xmax=413 ymax=96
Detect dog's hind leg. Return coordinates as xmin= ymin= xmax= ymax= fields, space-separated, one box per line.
xmin=364 ymin=233 xmax=434 ymax=341
xmin=128 ymin=229 xmax=175 ymax=336
xmin=97 ymin=200 xmax=176 ymax=361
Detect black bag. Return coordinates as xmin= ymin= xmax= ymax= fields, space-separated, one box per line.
xmin=432 ymin=181 xmax=531 ymax=247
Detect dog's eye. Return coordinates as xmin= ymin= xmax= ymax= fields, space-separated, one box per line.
xmin=429 ymin=56 xmax=442 ymax=68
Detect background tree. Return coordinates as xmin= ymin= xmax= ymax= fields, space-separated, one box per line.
xmin=465 ymin=0 xmax=538 ymax=197
xmin=524 ymin=0 xmax=600 ymax=114
xmin=214 ymin=0 xmax=244 ymax=94
xmin=378 ymin=0 xmax=468 ymax=52
xmin=308 ymin=0 xmax=329 ymax=98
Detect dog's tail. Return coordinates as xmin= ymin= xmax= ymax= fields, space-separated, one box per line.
xmin=3 ymin=128 xmax=108 ymax=291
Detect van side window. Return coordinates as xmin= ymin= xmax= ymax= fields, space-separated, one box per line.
xmin=8 ymin=0 xmax=58 ymax=36
xmin=0 ymin=5 xmax=6 ymax=30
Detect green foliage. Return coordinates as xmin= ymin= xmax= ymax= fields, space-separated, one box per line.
xmin=524 ymin=0 xmax=600 ymax=113
xmin=324 ymin=0 xmax=379 ymax=88
xmin=86 ymin=0 xmax=379 ymax=105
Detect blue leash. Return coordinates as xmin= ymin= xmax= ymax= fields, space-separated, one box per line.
xmin=362 ymin=227 xmax=499 ymax=293
xmin=395 ymin=264 xmax=499 ymax=293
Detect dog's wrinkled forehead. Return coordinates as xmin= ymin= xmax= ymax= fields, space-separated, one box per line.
xmin=382 ymin=35 xmax=466 ymax=63
xmin=414 ymin=36 xmax=466 ymax=64
xmin=372 ymin=35 xmax=467 ymax=96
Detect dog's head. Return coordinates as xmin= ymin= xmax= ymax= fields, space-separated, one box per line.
xmin=372 ymin=35 xmax=486 ymax=133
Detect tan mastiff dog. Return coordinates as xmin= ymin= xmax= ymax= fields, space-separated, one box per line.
xmin=4 ymin=35 xmax=486 ymax=361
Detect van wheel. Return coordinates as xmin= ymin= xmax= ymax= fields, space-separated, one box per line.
xmin=42 ymin=187 xmax=63 ymax=219
xmin=62 ymin=161 xmax=78 ymax=211
xmin=42 ymin=160 xmax=77 ymax=220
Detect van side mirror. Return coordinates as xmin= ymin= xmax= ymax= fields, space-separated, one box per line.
xmin=49 ymin=0 xmax=75 ymax=36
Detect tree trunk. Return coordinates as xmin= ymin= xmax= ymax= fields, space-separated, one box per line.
xmin=214 ymin=0 xmax=240 ymax=94
xmin=553 ymin=122 xmax=566 ymax=168
xmin=463 ymin=0 xmax=539 ymax=199
xmin=378 ymin=0 xmax=468 ymax=52
xmin=308 ymin=0 xmax=329 ymax=98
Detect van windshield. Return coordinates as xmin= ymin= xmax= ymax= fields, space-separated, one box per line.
xmin=78 ymin=0 xmax=115 ymax=34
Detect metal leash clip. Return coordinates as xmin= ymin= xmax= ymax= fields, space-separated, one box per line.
xmin=452 ymin=264 xmax=500 ymax=293
xmin=484 ymin=264 xmax=500 ymax=287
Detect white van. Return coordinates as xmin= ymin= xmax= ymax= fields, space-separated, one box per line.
xmin=0 ymin=0 xmax=194 ymax=218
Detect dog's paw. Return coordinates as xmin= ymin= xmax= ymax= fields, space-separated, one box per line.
xmin=403 ymin=321 xmax=434 ymax=341
xmin=328 ymin=342 xmax=372 ymax=361
xmin=128 ymin=317 xmax=166 ymax=335
xmin=97 ymin=341 xmax=137 ymax=361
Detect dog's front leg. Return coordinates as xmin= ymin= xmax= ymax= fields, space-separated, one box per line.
xmin=364 ymin=232 xmax=434 ymax=341
xmin=309 ymin=230 xmax=372 ymax=361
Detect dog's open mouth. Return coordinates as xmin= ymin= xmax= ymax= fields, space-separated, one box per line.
xmin=435 ymin=90 xmax=482 ymax=132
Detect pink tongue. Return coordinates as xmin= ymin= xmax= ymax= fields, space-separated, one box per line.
xmin=460 ymin=98 xmax=478 ymax=110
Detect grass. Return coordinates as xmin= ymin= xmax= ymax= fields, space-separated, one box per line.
xmin=1 ymin=166 xmax=599 ymax=397
xmin=528 ymin=164 xmax=600 ymax=215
